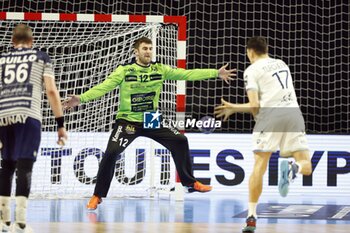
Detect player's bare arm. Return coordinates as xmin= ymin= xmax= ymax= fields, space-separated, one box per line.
xmin=214 ymin=96 xmax=258 ymax=121
xmin=246 ymin=89 xmax=260 ymax=118
xmin=44 ymin=75 xmax=68 ymax=145
xmin=214 ymin=98 xmax=238 ymax=121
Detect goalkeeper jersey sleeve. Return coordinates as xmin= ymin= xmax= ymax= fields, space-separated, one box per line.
xmin=80 ymin=62 xmax=218 ymax=123
xmin=80 ymin=65 xmax=124 ymax=103
xmin=162 ymin=64 xmax=218 ymax=81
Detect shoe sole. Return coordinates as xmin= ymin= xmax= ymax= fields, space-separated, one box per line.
xmin=86 ymin=199 xmax=102 ymax=211
xmin=242 ymin=226 xmax=255 ymax=233
xmin=87 ymin=202 xmax=100 ymax=211
xmin=187 ymin=188 xmax=212 ymax=193
xmin=278 ymin=160 xmax=290 ymax=197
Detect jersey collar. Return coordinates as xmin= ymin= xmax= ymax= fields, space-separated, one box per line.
xmin=135 ymin=62 xmax=151 ymax=68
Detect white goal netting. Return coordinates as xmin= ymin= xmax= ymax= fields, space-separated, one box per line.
xmin=0 ymin=19 xmax=179 ymax=198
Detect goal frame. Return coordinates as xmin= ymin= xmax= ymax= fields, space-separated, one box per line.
xmin=0 ymin=12 xmax=187 ymax=127
xmin=0 ymin=12 xmax=187 ymax=200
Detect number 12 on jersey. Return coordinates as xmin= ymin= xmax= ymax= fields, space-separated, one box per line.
xmin=272 ymin=69 xmax=289 ymax=89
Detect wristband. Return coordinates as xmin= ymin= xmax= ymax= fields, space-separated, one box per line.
xmin=55 ymin=117 xmax=64 ymax=129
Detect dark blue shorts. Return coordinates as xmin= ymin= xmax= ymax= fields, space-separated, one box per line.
xmin=0 ymin=116 xmax=41 ymax=161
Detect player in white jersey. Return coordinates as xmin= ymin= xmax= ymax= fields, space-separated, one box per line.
xmin=0 ymin=24 xmax=68 ymax=233
xmin=214 ymin=36 xmax=312 ymax=233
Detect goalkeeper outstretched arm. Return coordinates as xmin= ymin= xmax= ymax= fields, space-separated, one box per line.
xmin=62 ymin=66 xmax=124 ymax=110
xmin=163 ymin=63 xmax=236 ymax=84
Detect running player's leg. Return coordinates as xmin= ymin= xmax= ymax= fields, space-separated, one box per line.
xmin=249 ymin=152 xmax=272 ymax=215
xmin=87 ymin=120 xmax=140 ymax=210
xmin=292 ymin=150 xmax=312 ymax=176
xmin=242 ymin=152 xmax=272 ymax=233
xmin=278 ymin=132 xmax=310 ymax=197
xmin=242 ymin=130 xmax=279 ymax=233
xmin=142 ymin=127 xmax=211 ymax=192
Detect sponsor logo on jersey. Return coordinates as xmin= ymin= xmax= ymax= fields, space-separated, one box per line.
xmin=125 ymin=75 xmax=138 ymax=82
xmin=112 ymin=126 xmax=123 ymax=142
xmin=125 ymin=125 xmax=136 ymax=134
xmin=0 ymin=114 xmax=28 ymax=126
xmin=131 ymin=92 xmax=155 ymax=104
xmin=244 ymin=75 xmax=248 ymax=86
xmin=149 ymin=74 xmax=162 ymax=81
xmin=128 ymin=67 xmax=136 ymax=72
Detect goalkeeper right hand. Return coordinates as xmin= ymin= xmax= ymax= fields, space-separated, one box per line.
xmin=62 ymin=95 xmax=81 ymax=110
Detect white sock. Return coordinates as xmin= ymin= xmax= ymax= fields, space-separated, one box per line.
xmin=295 ymin=162 xmax=303 ymax=174
xmin=15 ymin=196 xmax=27 ymax=226
xmin=0 ymin=196 xmax=11 ymax=224
xmin=247 ymin=202 xmax=257 ymax=218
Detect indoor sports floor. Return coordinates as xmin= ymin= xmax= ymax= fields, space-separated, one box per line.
xmin=18 ymin=193 xmax=350 ymax=233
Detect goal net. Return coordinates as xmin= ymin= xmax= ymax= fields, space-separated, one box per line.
xmin=0 ymin=15 xmax=180 ymax=198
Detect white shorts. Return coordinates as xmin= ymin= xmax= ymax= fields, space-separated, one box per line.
xmin=252 ymin=107 xmax=309 ymax=157
xmin=252 ymin=131 xmax=309 ymax=157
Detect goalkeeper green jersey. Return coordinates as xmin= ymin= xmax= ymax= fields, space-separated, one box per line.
xmin=80 ymin=62 xmax=218 ymax=122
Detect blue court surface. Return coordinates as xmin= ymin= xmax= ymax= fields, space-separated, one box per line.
xmin=15 ymin=193 xmax=350 ymax=232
